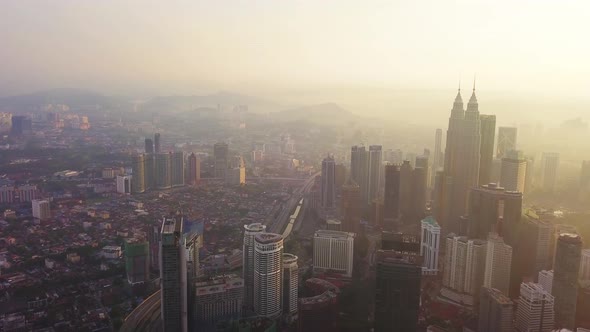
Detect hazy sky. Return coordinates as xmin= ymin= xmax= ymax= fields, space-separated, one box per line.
xmin=1 ymin=0 xmax=590 ymax=103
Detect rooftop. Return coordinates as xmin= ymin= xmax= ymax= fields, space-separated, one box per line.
xmin=314 ymin=230 xmax=355 ymax=239
xmin=255 ymin=233 xmax=283 ymax=244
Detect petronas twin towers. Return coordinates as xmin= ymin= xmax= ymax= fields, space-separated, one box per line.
xmin=435 ymin=86 xmax=482 ymax=233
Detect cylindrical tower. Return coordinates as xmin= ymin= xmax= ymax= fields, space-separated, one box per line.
xmin=243 ymin=223 xmax=266 ymax=312
xmin=254 ymin=233 xmax=284 ymax=318
xmin=282 ymin=253 xmax=298 ymax=319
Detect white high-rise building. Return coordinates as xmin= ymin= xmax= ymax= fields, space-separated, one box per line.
xmin=282 ymin=253 xmax=298 ymax=320
xmin=254 ymin=233 xmax=284 ymax=319
xmin=243 ymin=223 xmax=266 ymax=312
xmin=579 ymin=249 xmax=590 ymax=281
xmin=538 ymin=270 xmax=554 ymax=294
xmin=116 ymin=175 xmax=132 ymax=194
xmin=500 ymin=150 xmax=527 ymax=193
xmin=484 ymin=233 xmax=513 ymax=296
xmin=515 ymin=282 xmax=554 ymax=332
xmin=442 ymin=234 xmax=487 ymax=305
xmin=420 ymin=216 xmax=440 ymax=275
xmin=32 ymin=199 xmax=50 ymax=220
xmin=313 ymin=230 xmax=355 ymax=278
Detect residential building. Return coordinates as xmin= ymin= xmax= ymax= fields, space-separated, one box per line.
xmin=193 ymin=275 xmax=244 ymax=327
xmin=484 ymin=233 xmax=513 ymax=296
xmin=478 ymin=287 xmax=513 ymax=332
xmin=282 ymin=253 xmax=298 ymax=320
xmin=243 ymin=223 xmax=266 ymax=312
xmin=32 ymin=199 xmax=50 ymax=220
xmin=420 ymin=216 xmax=440 ymax=275
xmin=116 ymin=175 xmax=132 ymax=194
xmin=538 ymin=270 xmax=553 ymax=294
xmin=254 ymin=233 xmax=284 ymax=319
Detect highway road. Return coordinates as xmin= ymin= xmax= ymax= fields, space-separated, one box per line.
xmin=268 ymin=172 xmax=319 ymax=235
xmin=120 ymin=290 xmax=162 ymax=332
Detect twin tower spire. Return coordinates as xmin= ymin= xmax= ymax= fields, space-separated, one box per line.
xmin=454 ymin=77 xmax=478 ymax=108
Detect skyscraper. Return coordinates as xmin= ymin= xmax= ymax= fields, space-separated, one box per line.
xmin=515 ymin=282 xmax=554 ymax=332
xmin=416 ymin=155 xmax=430 ymax=188
xmin=320 ymin=156 xmax=336 ymax=209
xmin=160 ymin=216 xmax=188 ymax=332
xmin=351 ymin=145 xmax=369 ymax=205
xmin=155 ymin=152 xmax=172 ymax=189
xmin=32 ymin=199 xmax=50 ymax=220
xmin=468 ymin=183 xmax=522 ymax=240
xmin=538 ymin=270 xmax=553 ymax=294
xmin=313 ymin=230 xmax=355 ymax=278
xmin=213 ymin=142 xmax=229 ymax=179
xmin=521 ymin=212 xmax=552 ymax=278
xmin=243 ymin=223 xmax=266 ymax=312
xmin=541 ymin=152 xmax=560 ymax=192
xmin=254 ymin=233 xmax=284 ymax=319
xmin=580 ymin=160 xmax=590 ymax=189
xmin=116 ymin=175 xmax=132 ymax=194
xmin=478 ymin=287 xmax=513 ymax=332
xmin=132 ymin=154 xmax=146 ymax=193
xmin=383 ymin=164 xmax=400 ymax=230
xmin=500 ymin=150 xmax=527 ymax=193
xmin=412 ymin=165 xmax=428 ymax=219
xmin=553 ymin=233 xmax=582 ymax=329
xmin=154 ymin=132 xmax=161 ymax=154
xmin=170 ymin=151 xmax=185 ymax=187
xmin=145 ymin=138 xmax=154 ymax=154
xmin=187 ymin=153 xmax=200 ymax=185
xmin=420 ymin=216 xmax=440 ymax=275
xmin=282 ymin=253 xmax=299 ymax=320
xmin=439 ymin=87 xmax=482 ymax=233
xmin=340 ymin=179 xmax=361 ymax=233
xmin=125 ymin=239 xmax=149 ymax=284
xmin=442 ymin=235 xmax=487 ymax=305
xmin=431 ymin=128 xmax=443 ymax=187
xmin=580 ymin=249 xmax=590 ymax=281
xmin=367 ymin=145 xmax=383 ymax=204
xmin=399 ymin=160 xmax=414 ymax=219
xmin=479 ymin=114 xmax=496 ymax=185
xmin=496 ymin=127 xmax=517 ymax=158
xmin=374 ymin=257 xmax=422 ymax=332
xmin=484 ymin=233 xmax=513 ymax=296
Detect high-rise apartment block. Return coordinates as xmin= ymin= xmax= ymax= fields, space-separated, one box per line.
xmin=420 ymin=216 xmax=440 ymax=275
xmin=160 ymin=217 xmax=188 ymax=332
xmin=253 ymin=233 xmax=284 ymax=319
xmin=350 ymin=145 xmax=369 ymax=206
xmin=32 ymin=199 xmax=50 ymax=220
xmin=116 ymin=175 xmax=132 ymax=194
xmin=484 ymin=233 xmax=513 ymax=296
xmin=515 ymin=282 xmax=554 ymax=332
xmin=553 ymin=233 xmax=582 ymax=329
xmin=132 ymin=154 xmax=146 ymax=193
xmin=242 ymin=223 xmax=266 ymax=312
xmin=478 ymin=287 xmax=513 ymax=332
xmin=313 ymin=230 xmax=355 ymax=278
xmin=193 ymin=275 xmax=244 ymax=327
xmin=282 ymin=253 xmax=298 ymax=320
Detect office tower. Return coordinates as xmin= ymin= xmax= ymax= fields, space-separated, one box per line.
xmin=500 ymin=150 xmax=527 ymax=193
xmin=155 ymin=152 xmax=172 ymax=189
xmin=367 ymin=145 xmax=383 ymax=204
xmin=213 ymin=142 xmax=229 ymax=179
xmin=383 ymin=164 xmax=400 ymax=230
xmin=243 ymin=223 xmax=266 ymax=312
xmin=340 ymin=179 xmax=361 ymax=233
xmin=154 ymin=133 xmax=161 ymax=154
xmin=412 ymin=166 xmax=428 ymax=218
xmin=515 ymin=282 xmax=554 ymax=332
xmin=468 ymin=183 xmax=522 ymax=239
xmin=350 ymin=145 xmax=369 ymax=205
xmin=442 ymin=235 xmax=487 ymax=305
xmin=581 ymin=160 xmax=590 ymax=189
xmin=132 ymin=154 xmax=146 ymax=193
xmin=187 ymin=153 xmax=200 ymax=185
xmin=116 ymin=175 xmax=132 ymax=194
xmin=194 ymin=275 xmax=244 ymax=327
xmin=145 ymin=138 xmax=154 ymax=154
xmin=399 ymin=160 xmax=414 ymax=219
xmin=521 ymin=213 xmax=552 ymax=277
xmin=496 ymin=127 xmax=517 ymax=158
xmin=431 ymin=128 xmax=443 ymax=187
xmin=525 ymin=155 xmax=535 ymax=193
xmin=580 ymin=249 xmax=590 ymax=281
xmin=148 ymin=222 xmax=161 ymax=271
xmin=484 ymin=233 xmax=513 ymax=296
xmin=282 ymin=253 xmax=299 ymax=319
xmin=334 ymin=164 xmax=346 ymax=189
xmin=439 ymin=87 xmax=481 ymax=233
xmin=313 ymin=230 xmax=355 ymax=278
xmin=479 ymin=114 xmax=497 ymax=185
xmin=541 ymin=152 xmax=560 ymax=192
xmin=183 ymin=220 xmax=203 ymax=282
xmin=160 ymin=217 xmax=188 ymax=332
xmin=538 ymin=270 xmax=553 ymax=294
xmin=31 ymin=199 xmax=50 ymax=220
xmin=125 ymin=239 xmax=149 ymax=284
xmin=253 ymin=233 xmax=284 ymax=319
xmin=478 ymin=287 xmax=513 ymax=332
xmin=553 ymin=233 xmax=582 ymax=329
xmin=420 ymin=216 xmax=440 ymax=275
xmin=321 ymin=156 xmax=336 ymax=209
xmin=170 ymin=151 xmax=185 ymax=187
xmin=550 ymin=224 xmax=578 ymax=268
xmin=374 ymin=256 xmax=422 ymax=332
xmin=416 ymin=155 xmax=430 ymax=188
xmin=577 ymin=284 xmax=590 ymax=330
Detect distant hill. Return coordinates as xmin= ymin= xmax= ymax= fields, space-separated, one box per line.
xmin=141 ymin=91 xmax=282 ymax=114
xmin=0 ymin=88 xmax=127 ymax=110
xmin=270 ymin=102 xmax=361 ymax=126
